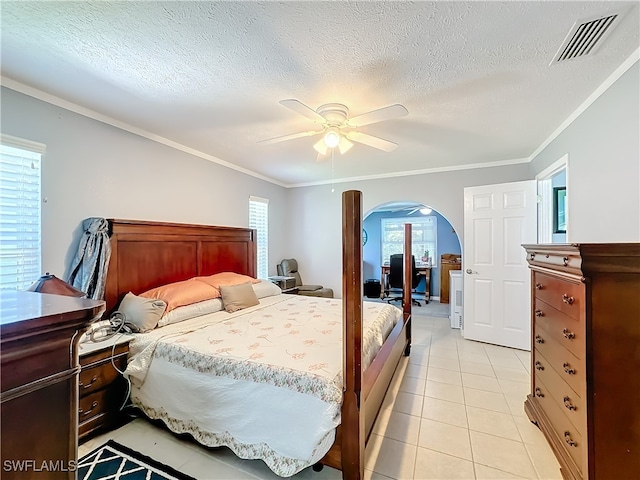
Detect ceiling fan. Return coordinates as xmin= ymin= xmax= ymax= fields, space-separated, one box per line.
xmin=259 ymin=99 xmax=408 ymax=156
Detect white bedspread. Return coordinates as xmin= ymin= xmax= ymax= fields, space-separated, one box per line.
xmin=125 ymin=295 xmax=402 ymax=476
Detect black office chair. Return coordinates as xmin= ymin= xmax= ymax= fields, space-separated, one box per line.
xmin=386 ymin=254 xmax=422 ymax=307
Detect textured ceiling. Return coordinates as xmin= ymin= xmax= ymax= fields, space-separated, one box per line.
xmin=1 ymin=1 xmax=638 ymax=186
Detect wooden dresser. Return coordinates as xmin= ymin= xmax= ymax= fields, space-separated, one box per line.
xmin=0 ymin=291 xmax=104 ymax=479
xmin=78 ymin=339 xmax=131 ymax=441
xmin=522 ymin=243 xmax=640 ymax=480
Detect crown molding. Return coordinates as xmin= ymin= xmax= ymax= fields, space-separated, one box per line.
xmin=288 ymin=157 xmax=531 ymax=188
xmin=0 ymin=76 xmax=287 ymax=188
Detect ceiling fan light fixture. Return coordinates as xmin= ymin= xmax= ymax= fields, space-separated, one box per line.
xmin=338 ymin=136 xmax=353 ymax=155
xmin=313 ymin=138 xmax=328 ymax=155
xmin=323 ymin=128 xmax=340 ymax=149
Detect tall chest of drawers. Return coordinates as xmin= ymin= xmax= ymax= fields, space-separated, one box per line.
xmin=523 ymin=243 xmax=640 ymax=480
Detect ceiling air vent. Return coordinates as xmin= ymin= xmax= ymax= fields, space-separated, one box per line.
xmin=551 ymin=9 xmax=627 ymax=65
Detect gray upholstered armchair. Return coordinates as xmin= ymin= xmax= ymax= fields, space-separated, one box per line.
xmin=277 ymin=258 xmax=334 ymax=298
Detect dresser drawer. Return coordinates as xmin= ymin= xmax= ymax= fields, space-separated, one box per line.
xmin=533 ymin=272 xmax=584 ymax=321
xmin=533 ymin=375 xmax=587 ymax=475
xmin=79 ymin=355 xmax=127 ymax=396
xmin=533 ymin=349 xmax=585 ymax=435
xmin=78 ymin=388 xmax=119 ymax=438
xmin=78 ymin=388 xmax=109 ymax=424
xmin=534 ymin=323 xmax=585 ymax=397
xmin=534 ymin=298 xmax=585 ymax=360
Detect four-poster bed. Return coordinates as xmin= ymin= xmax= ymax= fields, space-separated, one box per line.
xmin=103 ymin=190 xmax=413 ymax=479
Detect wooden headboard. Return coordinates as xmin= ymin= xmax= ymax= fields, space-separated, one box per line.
xmin=104 ymin=219 xmax=256 ymax=314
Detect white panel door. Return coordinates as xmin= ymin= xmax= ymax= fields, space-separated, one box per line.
xmin=463 ymin=181 xmax=537 ymax=350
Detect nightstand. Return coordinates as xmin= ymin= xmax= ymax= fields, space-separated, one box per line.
xmin=78 ymin=335 xmax=133 ymax=441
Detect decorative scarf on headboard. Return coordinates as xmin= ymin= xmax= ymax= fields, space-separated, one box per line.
xmin=67 ymin=217 xmax=111 ymax=300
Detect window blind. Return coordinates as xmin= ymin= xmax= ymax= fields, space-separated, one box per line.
xmin=1 ymin=137 xmax=44 ymax=290
xmin=381 ymin=216 xmax=437 ymax=265
xmin=249 ymin=196 xmax=269 ymax=279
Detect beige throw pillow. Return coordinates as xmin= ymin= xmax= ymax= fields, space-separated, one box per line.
xmin=220 ymin=282 xmax=259 ymax=313
xmin=118 ymin=292 xmax=167 ymax=332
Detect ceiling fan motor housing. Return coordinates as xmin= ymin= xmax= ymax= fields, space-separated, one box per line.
xmin=317 ymin=103 xmax=349 ymax=126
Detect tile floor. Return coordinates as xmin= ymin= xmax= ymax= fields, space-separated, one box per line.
xmin=79 ymin=313 xmax=562 ymax=480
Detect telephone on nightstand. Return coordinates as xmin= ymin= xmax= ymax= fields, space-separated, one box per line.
xmin=80 ymin=311 xmax=134 ymax=343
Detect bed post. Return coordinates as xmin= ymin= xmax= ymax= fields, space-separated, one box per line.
xmin=403 ymin=224 xmax=412 ymax=354
xmin=341 ymin=190 xmax=364 ymax=480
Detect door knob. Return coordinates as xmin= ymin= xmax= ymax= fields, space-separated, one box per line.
xmin=465 ymin=269 xmax=478 ymax=274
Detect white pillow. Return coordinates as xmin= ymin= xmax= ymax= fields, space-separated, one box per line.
xmin=157 ymin=297 xmax=223 ymax=327
xmin=252 ymin=279 xmax=282 ymax=298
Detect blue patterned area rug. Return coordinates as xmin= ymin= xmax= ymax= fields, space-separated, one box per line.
xmin=78 ymin=440 xmax=196 ymax=480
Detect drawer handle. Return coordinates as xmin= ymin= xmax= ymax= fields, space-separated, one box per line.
xmin=562 ymin=294 xmax=575 ymax=305
xmin=530 ymin=253 xmax=535 ymax=261
xmin=535 ymin=335 xmax=544 ymax=344
xmin=563 ymin=257 xmax=569 ymax=267
xmin=79 ymin=401 xmax=99 ymax=417
xmin=535 ymin=310 xmax=544 ymax=317
xmin=535 ymin=361 xmax=544 ymax=371
xmin=563 ymin=396 xmax=577 ymax=411
xmin=79 ymin=375 xmax=98 ymax=390
xmin=535 ymin=283 xmax=543 ymax=290
xmin=535 ymin=387 xmax=544 ymax=398
xmin=562 ymin=328 xmax=575 ymax=340
xmin=563 ymin=362 xmax=576 ymax=375
xmin=564 ymin=431 xmax=577 ymax=447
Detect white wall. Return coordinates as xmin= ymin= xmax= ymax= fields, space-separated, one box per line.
xmin=1 ymin=87 xmax=289 ymax=280
xmin=530 ymin=62 xmax=640 ymax=242
xmin=286 ymin=163 xmax=531 ymax=296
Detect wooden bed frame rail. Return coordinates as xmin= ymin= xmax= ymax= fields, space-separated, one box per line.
xmin=103 ymin=190 xmax=411 ymax=480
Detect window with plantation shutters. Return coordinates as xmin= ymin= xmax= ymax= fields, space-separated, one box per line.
xmin=249 ymin=196 xmax=269 ymax=279
xmin=0 ymin=135 xmax=45 ymax=291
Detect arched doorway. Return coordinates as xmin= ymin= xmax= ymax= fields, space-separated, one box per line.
xmin=363 ymin=201 xmax=462 ymax=307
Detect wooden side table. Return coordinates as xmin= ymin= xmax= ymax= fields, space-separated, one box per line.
xmin=78 ymin=336 xmax=133 ymax=441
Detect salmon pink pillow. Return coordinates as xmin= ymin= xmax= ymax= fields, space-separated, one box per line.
xmin=140 ymin=278 xmax=220 ymax=313
xmin=196 ymin=272 xmax=260 ymax=289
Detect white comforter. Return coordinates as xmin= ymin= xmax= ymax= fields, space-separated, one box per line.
xmin=125 ymin=295 xmax=402 ymax=476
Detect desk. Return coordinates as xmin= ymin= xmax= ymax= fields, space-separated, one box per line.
xmin=381 ymin=265 xmax=431 ymax=304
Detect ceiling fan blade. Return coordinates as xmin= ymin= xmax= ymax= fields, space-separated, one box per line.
xmin=258 ymin=130 xmax=321 ymax=145
xmin=348 ymin=104 xmax=408 ymax=127
xmin=279 ymin=99 xmax=327 ymax=124
xmin=347 ymin=131 xmax=399 ymax=152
